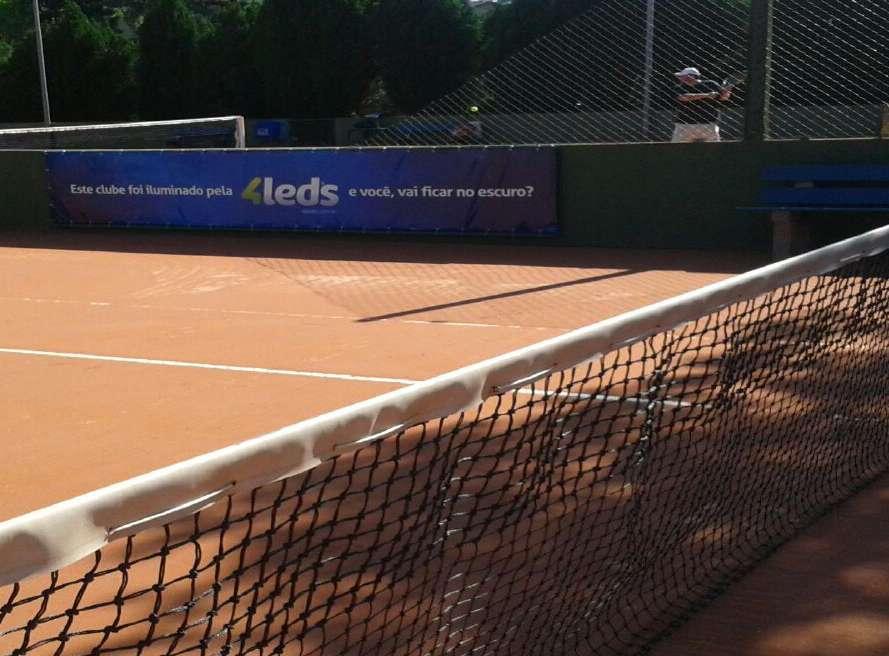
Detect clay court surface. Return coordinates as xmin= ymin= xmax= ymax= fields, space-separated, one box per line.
xmin=0 ymin=230 xmax=765 ymax=521
xmin=650 ymin=471 xmax=889 ymax=656
xmin=3 ymin=229 xmax=889 ymax=656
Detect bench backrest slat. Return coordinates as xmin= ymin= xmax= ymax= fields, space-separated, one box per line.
xmin=763 ymin=165 xmax=889 ymax=182
xmin=761 ymin=188 xmax=889 ymax=206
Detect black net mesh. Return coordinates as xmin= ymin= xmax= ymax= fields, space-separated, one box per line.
xmin=2 ymin=251 xmax=889 ymax=656
xmin=0 ymin=118 xmax=244 ymax=150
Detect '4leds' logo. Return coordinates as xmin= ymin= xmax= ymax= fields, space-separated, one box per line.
xmin=241 ymin=177 xmax=339 ymax=207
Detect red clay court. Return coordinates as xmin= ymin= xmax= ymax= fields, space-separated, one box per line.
xmin=0 ymin=231 xmax=764 ymax=520
xmin=3 ymin=228 xmax=889 ymax=656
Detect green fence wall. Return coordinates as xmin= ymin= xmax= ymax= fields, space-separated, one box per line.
xmin=558 ymin=139 xmax=889 ymax=252
xmin=2 ymin=140 xmax=889 ymax=251
xmin=0 ymin=151 xmax=51 ymax=230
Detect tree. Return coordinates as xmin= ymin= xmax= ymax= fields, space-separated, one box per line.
xmin=41 ymin=0 xmax=146 ymax=22
xmin=0 ymin=0 xmax=34 ymax=66
xmin=138 ymin=0 xmax=202 ymax=119
xmin=374 ymin=0 xmax=480 ymax=113
xmin=0 ymin=32 xmax=40 ymax=121
xmin=0 ymin=0 xmax=136 ymax=123
xmin=0 ymin=0 xmax=33 ymax=43
xmin=253 ymin=0 xmax=375 ymax=118
xmin=194 ymin=0 xmax=261 ymax=116
xmin=43 ymin=0 xmax=136 ymax=121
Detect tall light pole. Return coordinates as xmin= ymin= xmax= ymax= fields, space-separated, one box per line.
xmin=31 ymin=0 xmax=51 ymax=124
xmin=641 ymin=0 xmax=655 ymax=139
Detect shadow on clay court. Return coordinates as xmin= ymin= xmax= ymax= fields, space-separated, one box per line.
xmin=355 ymin=269 xmax=640 ymax=322
xmin=650 ymin=472 xmax=889 ymax=656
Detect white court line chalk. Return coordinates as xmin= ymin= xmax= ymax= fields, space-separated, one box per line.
xmin=0 ymin=348 xmax=419 ymax=386
xmin=0 ymin=347 xmax=698 ymax=415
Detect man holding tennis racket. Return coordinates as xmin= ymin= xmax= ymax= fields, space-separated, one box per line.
xmin=671 ymin=67 xmax=733 ymax=143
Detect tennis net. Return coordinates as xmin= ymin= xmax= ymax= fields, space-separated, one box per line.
xmin=0 ymin=116 xmax=246 ymax=150
xmin=1 ymin=226 xmax=889 ymax=656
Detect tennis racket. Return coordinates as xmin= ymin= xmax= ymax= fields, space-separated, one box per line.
xmin=720 ymin=71 xmax=747 ymax=92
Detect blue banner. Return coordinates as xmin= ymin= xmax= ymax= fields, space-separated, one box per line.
xmin=46 ymin=149 xmax=558 ymax=235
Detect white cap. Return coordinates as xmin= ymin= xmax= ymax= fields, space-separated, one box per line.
xmin=674 ymin=67 xmax=701 ymax=78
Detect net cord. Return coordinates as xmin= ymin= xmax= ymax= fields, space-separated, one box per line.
xmin=0 ymin=116 xmax=247 ymax=149
xmin=1 ymin=224 xmax=887 ymax=587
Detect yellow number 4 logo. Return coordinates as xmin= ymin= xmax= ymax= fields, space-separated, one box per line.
xmin=241 ymin=177 xmax=263 ymax=205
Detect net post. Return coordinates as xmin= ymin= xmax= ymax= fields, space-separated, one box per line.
xmin=744 ymin=0 xmax=774 ymax=142
xmin=233 ymin=116 xmax=247 ymax=149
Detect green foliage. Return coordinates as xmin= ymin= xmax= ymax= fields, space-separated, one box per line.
xmin=0 ymin=0 xmax=135 ymax=122
xmin=374 ymin=0 xmax=479 ymax=113
xmin=0 ymin=0 xmax=33 ymax=43
xmin=253 ymin=0 xmax=374 ymax=118
xmin=44 ymin=0 xmax=136 ymax=120
xmin=194 ymin=0 xmax=261 ymax=116
xmin=138 ymin=0 xmax=200 ymax=119
xmin=0 ymin=0 xmax=31 ymax=69
xmin=41 ymin=0 xmax=139 ymax=21
xmin=0 ymin=32 xmax=40 ymax=121
xmin=6 ymin=0 xmax=845 ymax=133
xmin=0 ymin=38 xmax=12 ymax=66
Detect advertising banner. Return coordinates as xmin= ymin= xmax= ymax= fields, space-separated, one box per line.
xmin=47 ymin=148 xmax=558 ymax=235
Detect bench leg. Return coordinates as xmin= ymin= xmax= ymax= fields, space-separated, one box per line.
xmin=770 ymin=211 xmax=811 ymax=260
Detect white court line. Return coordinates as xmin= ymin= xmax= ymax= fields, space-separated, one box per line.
xmin=0 ymin=348 xmax=419 ymax=386
xmin=0 ymin=296 xmax=557 ymax=331
xmin=0 ymin=347 xmax=697 ymax=410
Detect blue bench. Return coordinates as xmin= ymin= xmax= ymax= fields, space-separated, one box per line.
xmin=746 ymin=165 xmax=889 ymax=259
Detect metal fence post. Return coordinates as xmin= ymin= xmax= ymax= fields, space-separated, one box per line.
xmin=31 ymin=0 xmax=52 ymax=125
xmin=641 ymin=0 xmax=656 ymax=139
xmin=744 ymin=0 xmax=773 ymax=141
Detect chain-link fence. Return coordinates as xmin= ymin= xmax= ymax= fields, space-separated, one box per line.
xmin=768 ymin=0 xmax=889 ymax=140
xmin=366 ymin=0 xmax=889 ymax=147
